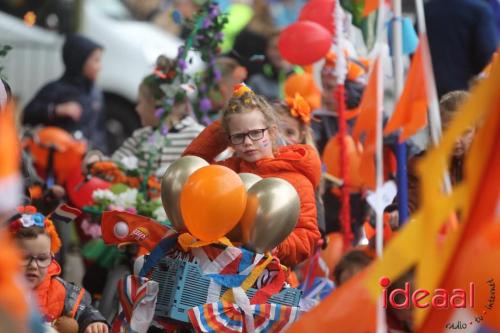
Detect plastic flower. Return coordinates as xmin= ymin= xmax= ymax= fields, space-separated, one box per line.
xmin=121 ymin=156 xmax=139 ymax=171
xmin=178 ymin=59 xmax=187 ymax=71
xmin=213 ymin=68 xmax=222 ymax=81
xmin=286 ymin=93 xmax=312 ymax=125
xmin=92 ymin=189 xmax=116 ymax=203
xmin=199 ymin=97 xmax=212 ymax=112
xmin=153 ymin=205 xmax=167 ymax=222
xmin=154 ymin=108 xmax=166 ymax=119
xmin=19 ymin=212 xmax=45 ymax=228
xmin=115 ymin=188 xmax=138 ymax=209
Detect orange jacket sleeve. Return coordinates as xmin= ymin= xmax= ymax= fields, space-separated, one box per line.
xmin=275 ymin=171 xmax=321 ymax=267
xmin=182 ymin=120 xmax=228 ymax=163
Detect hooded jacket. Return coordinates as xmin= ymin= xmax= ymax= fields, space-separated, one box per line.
xmin=183 ymin=121 xmax=322 ymax=266
xmin=23 ymin=35 xmax=108 ymax=152
xmin=35 ymin=261 xmax=107 ymax=332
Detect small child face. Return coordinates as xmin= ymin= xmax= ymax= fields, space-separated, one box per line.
xmin=227 ymin=110 xmax=275 ymax=163
xmin=453 ymin=127 xmax=475 ymax=157
xmin=136 ymin=86 xmax=159 ymax=127
xmin=17 ymin=234 xmax=52 ymax=289
xmin=83 ymin=49 xmax=103 ymax=82
xmin=279 ymin=113 xmax=303 ymax=145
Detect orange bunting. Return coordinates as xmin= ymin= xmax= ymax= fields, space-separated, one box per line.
xmin=384 ymin=36 xmax=429 ymax=142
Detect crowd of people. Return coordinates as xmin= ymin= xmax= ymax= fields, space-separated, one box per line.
xmin=0 ymin=0 xmax=498 ymax=332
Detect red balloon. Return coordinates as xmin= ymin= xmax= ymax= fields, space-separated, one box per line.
xmin=299 ymin=0 xmax=335 ymax=33
xmin=278 ymin=21 xmax=332 ymax=66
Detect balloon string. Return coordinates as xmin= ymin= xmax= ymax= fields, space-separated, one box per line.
xmin=335 ymin=85 xmax=353 ymax=249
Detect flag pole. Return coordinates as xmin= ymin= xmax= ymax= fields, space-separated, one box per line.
xmin=392 ymin=0 xmax=409 ymax=226
xmin=334 ymin=0 xmax=353 ymax=249
xmin=375 ymin=2 xmax=388 ymax=333
xmin=415 ymin=0 xmax=453 ymax=193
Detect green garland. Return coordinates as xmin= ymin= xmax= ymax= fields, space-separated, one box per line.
xmin=130 ymin=0 xmax=228 ymax=188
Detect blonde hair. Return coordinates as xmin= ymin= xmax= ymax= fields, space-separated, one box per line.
xmin=221 ymin=90 xmax=278 ymax=140
xmin=273 ymin=102 xmax=318 ymax=151
xmin=439 ymin=91 xmax=469 ymax=129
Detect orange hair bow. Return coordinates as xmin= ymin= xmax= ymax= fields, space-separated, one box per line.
xmin=286 ymin=93 xmax=312 ymax=125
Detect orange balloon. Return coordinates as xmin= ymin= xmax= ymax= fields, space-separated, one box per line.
xmin=284 ymin=73 xmax=322 ymax=110
xmin=452 ymin=219 xmax=500 ymax=330
xmin=322 ymin=134 xmax=364 ymax=189
xmin=180 ymin=165 xmax=248 ymax=242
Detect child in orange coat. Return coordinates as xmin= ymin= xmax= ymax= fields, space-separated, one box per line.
xmin=183 ymin=84 xmax=321 ymax=267
xmin=9 ymin=206 xmax=108 ymax=333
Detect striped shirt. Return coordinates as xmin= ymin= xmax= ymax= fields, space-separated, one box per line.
xmin=112 ymin=116 xmax=204 ymax=177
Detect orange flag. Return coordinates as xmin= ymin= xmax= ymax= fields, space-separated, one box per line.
xmin=417 ymin=62 xmax=500 ymax=332
xmin=353 ymin=56 xmax=382 ymax=190
xmin=101 ymin=211 xmax=175 ymax=251
xmin=286 ymin=268 xmax=377 ymax=333
xmin=0 ymin=102 xmax=22 ymax=213
xmin=384 ymin=36 xmax=429 ymax=142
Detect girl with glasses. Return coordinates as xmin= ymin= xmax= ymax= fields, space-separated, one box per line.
xmin=183 ymin=83 xmax=321 ymax=267
xmin=9 ymin=206 xmax=109 ymax=333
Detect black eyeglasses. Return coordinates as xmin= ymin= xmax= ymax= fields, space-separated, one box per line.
xmin=229 ymin=128 xmax=268 ymax=145
xmin=22 ymin=254 xmax=53 ymax=268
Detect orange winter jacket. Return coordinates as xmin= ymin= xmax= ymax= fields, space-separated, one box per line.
xmin=35 ymin=261 xmax=107 ymax=331
xmin=183 ymin=121 xmax=322 ymax=266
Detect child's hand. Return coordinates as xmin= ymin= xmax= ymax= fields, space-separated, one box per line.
xmin=84 ymin=322 xmax=108 ymax=333
xmin=55 ymin=101 xmax=83 ymax=121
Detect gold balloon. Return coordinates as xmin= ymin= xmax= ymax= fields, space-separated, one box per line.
xmin=161 ymin=156 xmax=208 ymax=232
xmin=238 ymin=173 xmax=262 ymax=191
xmin=240 ymin=177 xmax=300 ymax=253
xmin=226 ymin=173 xmax=264 ymax=242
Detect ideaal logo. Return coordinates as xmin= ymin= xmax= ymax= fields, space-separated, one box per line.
xmin=445 ymin=278 xmax=496 ymax=330
xmin=379 ymin=276 xmax=495 ymax=329
xmin=380 ymin=276 xmax=475 ymax=309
